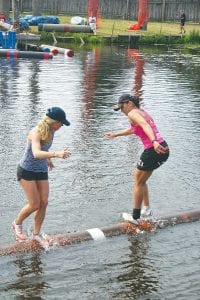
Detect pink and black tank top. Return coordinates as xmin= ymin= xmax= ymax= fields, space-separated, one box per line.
xmin=130 ymin=109 xmax=164 ymax=149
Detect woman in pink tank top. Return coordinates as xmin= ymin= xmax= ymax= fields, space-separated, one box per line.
xmin=105 ymin=94 xmax=169 ymax=223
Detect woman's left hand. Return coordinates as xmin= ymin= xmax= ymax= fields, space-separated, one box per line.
xmin=48 ymin=159 xmax=54 ymax=171
xmin=153 ymin=141 xmax=169 ymax=154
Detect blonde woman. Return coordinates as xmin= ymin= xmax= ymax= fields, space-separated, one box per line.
xmin=12 ymin=107 xmax=71 ymax=249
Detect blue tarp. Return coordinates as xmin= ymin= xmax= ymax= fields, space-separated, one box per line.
xmin=19 ymin=18 xmax=29 ymax=30
xmin=21 ymin=15 xmax=60 ymax=26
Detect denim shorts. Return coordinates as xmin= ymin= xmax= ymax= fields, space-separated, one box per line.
xmin=17 ymin=165 xmax=48 ymax=181
xmin=137 ymin=141 xmax=169 ymax=171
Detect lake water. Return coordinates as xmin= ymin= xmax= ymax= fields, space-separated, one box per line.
xmin=0 ymin=45 xmax=200 ymax=299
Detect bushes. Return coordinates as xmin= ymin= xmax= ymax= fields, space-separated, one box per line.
xmin=139 ymin=33 xmax=183 ymax=45
xmin=39 ymin=28 xmax=200 ymax=46
xmin=183 ymin=30 xmax=200 ymax=44
xmin=40 ymin=32 xmax=104 ymax=45
xmin=138 ymin=31 xmax=200 ymax=45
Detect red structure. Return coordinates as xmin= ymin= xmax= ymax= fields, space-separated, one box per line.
xmin=87 ymin=0 xmax=100 ymax=26
xmin=128 ymin=0 xmax=149 ymax=30
xmin=82 ymin=48 xmax=101 ymax=121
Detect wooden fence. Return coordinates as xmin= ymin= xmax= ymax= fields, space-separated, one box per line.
xmin=6 ymin=0 xmax=200 ymax=23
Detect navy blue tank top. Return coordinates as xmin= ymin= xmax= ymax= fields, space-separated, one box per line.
xmin=20 ymin=139 xmax=53 ymax=173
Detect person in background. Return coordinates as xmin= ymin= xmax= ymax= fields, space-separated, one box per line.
xmin=12 ymin=107 xmax=71 ymax=249
xmin=88 ymin=14 xmax=97 ymax=35
xmin=104 ymin=94 xmax=169 ymax=224
xmin=180 ymin=11 xmax=186 ymax=34
xmin=0 ymin=12 xmax=6 ymax=22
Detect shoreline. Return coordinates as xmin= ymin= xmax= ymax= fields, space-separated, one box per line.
xmin=37 ymin=32 xmax=200 ymax=52
xmin=17 ymin=17 xmax=200 ymax=50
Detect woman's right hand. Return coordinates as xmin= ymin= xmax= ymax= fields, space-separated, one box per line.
xmin=104 ymin=133 xmax=117 ymax=138
xmin=56 ymin=148 xmax=71 ymax=159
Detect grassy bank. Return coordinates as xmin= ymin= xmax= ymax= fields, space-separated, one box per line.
xmin=29 ymin=15 xmax=200 ymax=47
xmin=52 ymin=15 xmax=200 ymax=37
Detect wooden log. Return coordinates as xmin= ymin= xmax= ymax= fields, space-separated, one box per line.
xmin=0 ymin=210 xmax=199 ymax=257
xmin=38 ymin=23 xmax=93 ymax=33
xmin=0 ymin=49 xmax=53 ymax=59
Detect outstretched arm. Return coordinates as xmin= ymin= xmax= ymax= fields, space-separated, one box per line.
xmin=31 ymin=129 xmax=71 ymax=159
xmin=104 ymin=127 xmax=132 ymax=138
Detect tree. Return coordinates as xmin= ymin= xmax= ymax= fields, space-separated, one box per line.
xmin=12 ymin=0 xmax=20 ymax=29
xmin=0 ymin=0 xmax=10 ymax=19
xmin=32 ymin=0 xmax=41 ymax=16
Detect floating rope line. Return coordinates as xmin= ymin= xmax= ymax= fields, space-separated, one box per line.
xmin=0 ymin=210 xmax=199 ymax=257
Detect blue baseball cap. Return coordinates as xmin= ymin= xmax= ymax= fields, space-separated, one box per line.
xmin=46 ymin=107 xmax=70 ymax=126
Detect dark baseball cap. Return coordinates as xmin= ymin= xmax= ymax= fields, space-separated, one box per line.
xmin=46 ymin=107 xmax=70 ymax=126
xmin=112 ymin=94 xmax=140 ymax=111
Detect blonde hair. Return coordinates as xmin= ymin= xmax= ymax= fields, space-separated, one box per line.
xmin=37 ymin=116 xmax=57 ymax=144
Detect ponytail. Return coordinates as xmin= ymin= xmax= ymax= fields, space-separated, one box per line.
xmin=129 ymin=95 xmax=140 ymax=108
xmin=37 ymin=116 xmax=55 ymax=144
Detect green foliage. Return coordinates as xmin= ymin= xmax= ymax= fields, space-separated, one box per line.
xmin=40 ymin=32 xmax=54 ymax=43
xmin=40 ymin=31 xmax=105 ymax=45
xmin=139 ymin=34 xmax=167 ymax=44
xmin=139 ymin=33 xmax=186 ymax=45
xmin=183 ymin=30 xmax=200 ymax=44
xmin=139 ymin=34 xmax=154 ymax=44
xmin=71 ymin=33 xmax=104 ymax=44
xmin=89 ymin=35 xmax=104 ymax=44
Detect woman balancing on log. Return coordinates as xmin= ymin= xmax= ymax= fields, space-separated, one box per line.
xmin=105 ymin=94 xmax=169 ymax=224
xmin=12 ymin=107 xmax=71 ymax=249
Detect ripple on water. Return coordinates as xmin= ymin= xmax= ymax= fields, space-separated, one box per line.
xmin=0 ymin=47 xmax=200 ymax=299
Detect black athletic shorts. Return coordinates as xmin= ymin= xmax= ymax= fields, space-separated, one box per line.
xmin=17 ymin=165 xmax=48 ymax=181
xmin=137 ymin=141 xmax=169 ymax=171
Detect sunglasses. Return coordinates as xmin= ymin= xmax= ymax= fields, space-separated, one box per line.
xmin=113 ymin=100 xmax=130 ymax=111
xmin=119 ymin=100 xmax=130 ymax=109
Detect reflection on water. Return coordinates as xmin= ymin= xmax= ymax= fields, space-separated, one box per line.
xmin=0 ymin=60 xmax=20 ymax=108
xmin=113 ymin=235 xmax=159 ymax=299
xmin=0 ymin=46 xmax=200 ymax=299
xmin=127 ymin=49 xmax=145 ymax=97
xmin=1 ymin=254 xmax=47 ymax=299
xmin=28 ymin=61 xmax=41 ymax=106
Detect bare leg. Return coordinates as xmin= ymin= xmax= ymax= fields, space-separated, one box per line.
xmin=142 ymin=183 xmax=150 ymax=207
xmin=133 ymin=169 xmax=152 ymax=209
xmin=34 ymin=180 xmax=49 ymax=235
xmin=180 ymin=24 xmax=185 ymax=34
xmin=15 ymin=179 xmax=41 ymax=225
